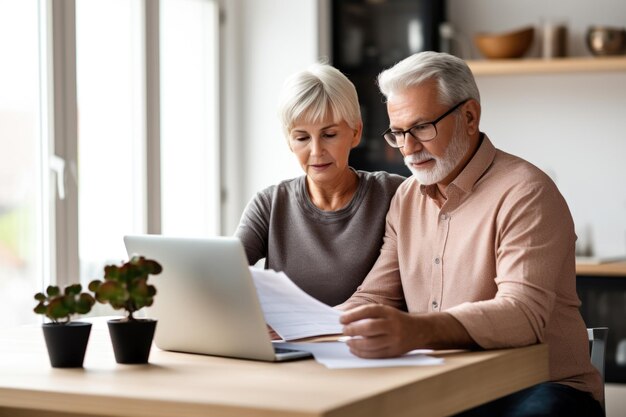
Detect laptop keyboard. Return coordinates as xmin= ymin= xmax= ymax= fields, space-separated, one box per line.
xmin=274 ymin=347 xmax=302 ymax=354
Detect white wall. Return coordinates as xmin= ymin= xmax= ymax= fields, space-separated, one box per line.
xmin=222 ymin=0 xmax=319 ymax=234
xmin=448 ymin=0 xmax=626 ymax=59
xmin=476 ymin=73 xmax=626 ymax=257
xmin=448 ymin=0 xmax=626 ymax=256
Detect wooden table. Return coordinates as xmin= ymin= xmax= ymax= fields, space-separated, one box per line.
xmin=576 ymin=261 xmax=626 ymax=277
xmin=0 ymin=325 xmax=549 ymax=417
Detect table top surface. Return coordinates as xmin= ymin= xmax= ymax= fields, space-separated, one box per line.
xmin=0 ymin=324 xmax=549 ymax=417
xmin=576 ymin=261 xmax=626 ymax=277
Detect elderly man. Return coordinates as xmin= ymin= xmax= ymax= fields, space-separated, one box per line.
xmin=338 ymin=52 xmax=603 ymax=416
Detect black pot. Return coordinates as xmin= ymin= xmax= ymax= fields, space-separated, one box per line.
xmin=107 ymin=318 xmax=157 ymax=364
xmin=42 ymin=321 xmax=92 ymax=368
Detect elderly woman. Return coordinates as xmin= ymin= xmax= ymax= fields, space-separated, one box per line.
xmin=235 ymin=63 xmax=404 ymax=306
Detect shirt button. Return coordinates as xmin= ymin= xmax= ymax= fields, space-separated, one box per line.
xmin=432 ymin=300 xmax=438 ymax=309
xmin=440 ymin=213 xmax=448 ymax=220
xmin=434 ymin=257 xmax=440 ymax=264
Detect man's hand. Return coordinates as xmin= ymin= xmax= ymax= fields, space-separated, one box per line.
xmin=340 ymin=304 xmax=420 ymax=358
xmin=340 ymin=305 xmax=477 ymax=358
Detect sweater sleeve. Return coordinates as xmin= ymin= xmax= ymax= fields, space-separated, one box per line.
xmin=234 ymin=189 xmax=272 ymax=265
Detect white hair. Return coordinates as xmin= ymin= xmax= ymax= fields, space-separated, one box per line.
xmin=378 ymin=51 xmax=480 ymax=107
xmin=278 ymin=63 xmax=361 ymax=137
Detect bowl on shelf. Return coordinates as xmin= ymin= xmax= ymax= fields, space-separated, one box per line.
xmin=586 ymin=26 xmax=626 ymax=56
xmin=474 ymin=26 xmax=534 ymax=59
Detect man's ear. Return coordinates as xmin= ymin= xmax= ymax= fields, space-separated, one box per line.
xmin=351 ymin=121 xmax=363 ymax=148
xmin=463 ymin=99 xmax=481 ymax=136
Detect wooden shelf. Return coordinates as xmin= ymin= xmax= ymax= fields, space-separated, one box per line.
xmin=467 ymin=56 xmax=626 ymax=76
xmin=576 ymin=261 xmax=626 ymax=277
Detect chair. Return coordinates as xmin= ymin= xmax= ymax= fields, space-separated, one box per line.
xmin=588 ymin=327 xmax=608 ymax=414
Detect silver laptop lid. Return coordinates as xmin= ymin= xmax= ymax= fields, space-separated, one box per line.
xmin=123 ymin=235 xmax=277 ymax=361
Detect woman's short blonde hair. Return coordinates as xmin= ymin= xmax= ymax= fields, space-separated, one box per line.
xmin=278 ymin=63 xmax=361 ymax=137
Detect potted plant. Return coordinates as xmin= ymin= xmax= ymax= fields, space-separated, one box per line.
xmin=88 ymin=255 xmax=162 ymax=364
xmin=33 ymin=284 xmax=96 ymax=368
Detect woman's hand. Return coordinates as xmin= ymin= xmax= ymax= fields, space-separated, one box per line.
xmin=267 ymin=324 xmax=281 ymax=341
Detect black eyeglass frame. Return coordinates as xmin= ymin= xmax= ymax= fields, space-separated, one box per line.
xmin=382 ymin=99 xmax=470 ymax=148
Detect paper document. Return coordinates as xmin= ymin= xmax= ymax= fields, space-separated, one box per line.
xmin=274 ymin=341 xmax=444 ymax=369
xmin=250 ymin=268 xmax=343 ymax=341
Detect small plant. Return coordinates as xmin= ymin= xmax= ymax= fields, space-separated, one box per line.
xmin=34 ymin=284 xmax=96 ymax=324
xmin=88 ymin=255 xmax=162 ymax=321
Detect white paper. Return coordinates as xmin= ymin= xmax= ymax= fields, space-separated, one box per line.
xmin=274 ymin=341 xmax=444 ymax=369
xmin=250 ymin=268 xmax=343 ymax=341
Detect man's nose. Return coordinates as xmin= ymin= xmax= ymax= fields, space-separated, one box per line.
xmin=402 ymin=133 xmax=423 ymax=155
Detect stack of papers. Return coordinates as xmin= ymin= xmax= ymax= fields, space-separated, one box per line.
xmin=250 ymin=268 xmax=343 ymax=340
xmin=250 ymin=268 xmax=444 ymax=369
xmin=273 ymin=341 xmax=444 ymax=369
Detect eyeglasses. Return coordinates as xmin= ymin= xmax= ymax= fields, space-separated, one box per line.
xmin=382 ymin=99 xmax=469 ymax=148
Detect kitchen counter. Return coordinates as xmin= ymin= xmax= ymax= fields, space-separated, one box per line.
xmin=576 ymin=261 xmax=626 ymax=277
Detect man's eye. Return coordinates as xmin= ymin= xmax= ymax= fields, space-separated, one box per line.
xmin=411 ymin=124 xmax=428 ymax=132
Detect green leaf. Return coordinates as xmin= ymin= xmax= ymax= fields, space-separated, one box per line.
xmin=79 ymin=292 xmax=96 ymax=305
xmin=46 ymin=298 xmax=70 ymax=320
xmin=75 ymin=293 xmax=95 ymax=314
xmin=33 ymin=302 xmax=46 ymax=315
xmin=34 ymin=282 xmax=95 ymax=321
xmin=95 ymin=281 xmax=126 ymax=305
xmin=144 ymin=259 xmax=163 ymax=275
xmin=88 ymin=280 xmax=102 ymax=292
xmin=94 ymin=256 xmax=162 ymax=317
xmin=46 ymin=285 xmax=60 ymax=297
xmin=62 ymin=295 xmax=76 ymax=314
xmin=65 ymin=284 xmax=82 ymax=296
xmin=104 ymin=265 xmax=120 ymax=281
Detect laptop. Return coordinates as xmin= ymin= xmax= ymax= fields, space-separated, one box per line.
xmin=123 ymin=234 xmax=312 ymax=362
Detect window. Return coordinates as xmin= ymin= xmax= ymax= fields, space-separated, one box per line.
xmin=0 ymin=0 xmax=48 ymax=326
xmin=160 ymin=0 xmax=220 ymax=236
xmin=76 ymin=0 xmax=147 ymax=284
xmin=0 ymin=0 xmax=221 ymax=324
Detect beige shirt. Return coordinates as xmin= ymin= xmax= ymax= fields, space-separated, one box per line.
xmin=343 ymin=135 xmax=602 ymax=401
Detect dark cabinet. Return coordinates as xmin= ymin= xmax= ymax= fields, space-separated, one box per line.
xmin=331 ymin=0 xmax=446 ymax=175
xmin=577 ymin=275 xmax=626 ymax=383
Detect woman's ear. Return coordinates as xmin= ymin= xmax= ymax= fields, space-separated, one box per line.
xmin=285 ymin=131 xmax=294 ymax=152
xmin=351 ymin=121 xmax=363 ymax=148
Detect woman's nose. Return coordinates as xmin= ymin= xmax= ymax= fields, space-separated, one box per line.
xmin=310 ymin=137 xmax=324 ymax=155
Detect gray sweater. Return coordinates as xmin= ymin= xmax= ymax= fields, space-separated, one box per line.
xmin=235 ymin=170 xmax=405 ymax=306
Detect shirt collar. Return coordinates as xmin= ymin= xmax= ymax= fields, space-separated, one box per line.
xmin=419 ymin=133 xmax=496 ymax=197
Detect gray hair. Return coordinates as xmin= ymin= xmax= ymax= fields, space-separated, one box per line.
xmin=377 ymin=51 xmax=480 ymax=107
xmin=278 ymin=63 xmax=361 ymax=137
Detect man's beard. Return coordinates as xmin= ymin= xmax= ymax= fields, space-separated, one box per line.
xmin=403 ymin=118 xmax=470 ymax=186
